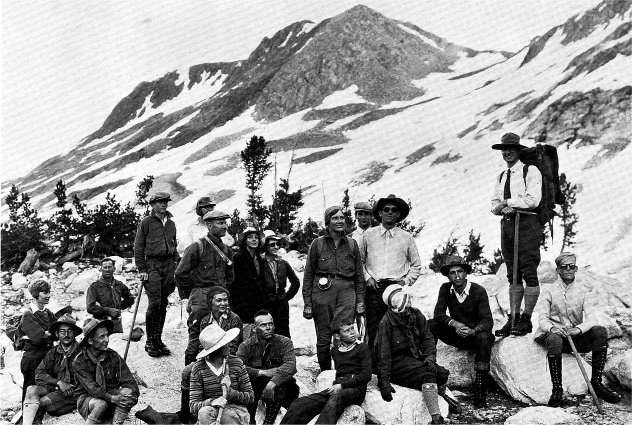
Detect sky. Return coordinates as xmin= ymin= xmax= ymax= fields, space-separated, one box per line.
xmin=0 ymin=0 xmax=602 ymax=182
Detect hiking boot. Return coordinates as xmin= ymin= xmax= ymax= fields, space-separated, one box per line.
xmin=591 ymin=348 xmax=621 ymax=403
xmin=262 ymin=402 xmax=281 ymax=425
xmin=495 ymin=314 xmax=515 ymax=338
xmin=156 ymin=312 xmax=171 ymax=355
xmin=438 ymin=384 xmax=462 ymax=414
xmin=430 ymin=414 xmax=445 ymax=424
xmin=511 ymin=314 xmax=532 ymax=336
xmin=547 ymin=355 xmax=565 ymax=407
xmin=156 ymin=338 xmax=172 ymax=355
xmin=473 ymin=363 xmax=488 ymax=409
xmin=145 ymin=340 xmax=162 ymax=357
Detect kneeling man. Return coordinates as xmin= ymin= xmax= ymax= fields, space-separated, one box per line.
xmin=429 ymin=256 xmax=495 ymax=408
xmin=22 ymin=314 xmax=83 ymax=425
xmin=535 ymin=252 xmax=621 ymax=406
xmin=73 ymin=318 xmax=139 ymax=425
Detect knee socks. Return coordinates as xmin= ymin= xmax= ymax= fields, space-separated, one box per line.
xmin=422 ymin=383 xmax=441 ymax=417
xmin=523 ymin=286 xmax=540 ymax=315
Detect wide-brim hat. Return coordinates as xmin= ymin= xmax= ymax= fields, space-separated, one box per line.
xmin=262 ymin=229 xmax=282 ymax=244
xmin=49 ymin=313 xmax=82 ymax=340
xmin=239 ymin=226 xmax=261 ymax=245
xmin=203 ymin=210 xmax=230 ymax=221
xmin=491 ymin=132 xmax=528 ymax=150
xmin=80 ymin=318 xmax=114 ymax=347
xmin=196 ymin=324 xmax=241 ymax=360
xmin=439 ymin=256 xmax=473 ymax=276
xmin=382 ymin=284 xmax=411 ymax=313
xmin=373 ymin=194 xmax=410 ymax=222
xmin=149 ymin=192 xmax=172 ymax=204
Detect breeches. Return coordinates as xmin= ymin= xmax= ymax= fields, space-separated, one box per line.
xmin=428 ymin=319 xmax=495 ymax=364
xmin=535 ymin=326 xmax=608 ymax=356
xmin=500 ymin=215 xmax=541 ymax=287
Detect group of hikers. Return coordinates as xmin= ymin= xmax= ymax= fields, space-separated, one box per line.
xmin=16 ymin=133 xmax=621 ymax=425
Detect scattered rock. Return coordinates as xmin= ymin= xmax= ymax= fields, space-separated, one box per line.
xmin=335 ymin=404 xmax=365 ymax=425
xmin=66 ymin=269 xmax=100 ymax=294
xmin=10 ymin=273 xmax=28 ymax=291
xmin=4 ymin=289 xmax=24 ymax=305
xmin=70 ymin=296 xmax=86 ymax=311
xmin=436 ymin=341 xmax=475 ymax=388
xmin=64 ymin=272 xmax=78 ymax=287
xmin=283 ymin=250 xmax=306 ymax=273
xmin=504 ymin=406 xmax=585 ymax=424
xmin=604 ymin=349 xmax=632 ymax=389
xmin=62 ymin=262 xmax=79 ymax=272
xmin=108 ymin=256 xmax=126 ymax=273
xmin=295 ymin=355 xmax=321 ymax=395
xmin=26 ymin=270 xmax=46 ymax=282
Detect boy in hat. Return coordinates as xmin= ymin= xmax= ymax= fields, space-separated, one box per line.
xmin=177 ymin=196 xmax=235 ymax=254
xmin=22 ymin=314 xmax=82 ymax=425
xmin=189 ymin=324 xmax=254 ymax=425
xmin=491 ymin=133 xmax=543 ymax=337
xmin=374 ymin=284 xmax=458 ymax=424
xmin=360 ymin=194 xmax=421 ymax=348
xmin=350 ymin=201 xmax=373 ymax=245
xmin=429 ymin=256 xmax=495 ymax=408
xmin=237 ymin=310 xmax=299 ymax=424
xmin=86 ymin=257 xmax=135 ymax=334
xmin=535 ymin=252 xmax=621 ymax=406
xmin=72 ymin=318 xmax=139 ymax=425
xmin=280 ymin=320 xmax=371 ymax=425
xmin=134 ymin=191 xmax=179 ymax=357
xmin=176 ymin=209 xmax=235 ymax=366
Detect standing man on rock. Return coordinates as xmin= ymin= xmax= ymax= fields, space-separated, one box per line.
xmin=535 ymin=252 xmax=621 ymax=406
xmin=176 ymin=210 xmax=234 ymax=366
xmin=361 ymin=194 xmax=421 ymax=348
xmin=86 ymin=257 xmax=135 ymax=334
xmin=429 ymin=256 xmax=495 ymax=408
xmin=237 ymin=310 xmax=299 ymax=425
xmin=177 ymin=196 xmax=235 ymax=255
xmin=491 ymin=133 xmax=542 ymax=337
xmin=134 ymin=191 xmax=179 ymax=357
xmin=350 ymin=201 xmax=373 ymax=246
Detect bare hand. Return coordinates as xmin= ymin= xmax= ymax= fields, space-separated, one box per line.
xmin=258 ymin=368 xmax=277 ymax=379
xmin=551 ymin=326 xmax=568 ymax=337
xmin=261 ymin=382 xmax=276 ymax=401
xmin=303 ymin=306 xmax=313 ymax=320
xmin=501 ymin=206 xmax=515 ymax=215
xmin=327 ymin=384 xmax=342 ymax=395
xmin=221 ymin=374 xmax=231 ymax=390
xmin=138 ymin=272 xmax=148 ymax=281
xmin=57 ymin=381 xmax=73 ymax=397
xmin=566 ymin=327 xmax=581 ymax=337
xmin=366 ymin=277 xmax=377 ymax=289
xmin=111 ymin=394 xmax=135 ymax=408
xmin=211 ymin=396 xmax=227 ymax=408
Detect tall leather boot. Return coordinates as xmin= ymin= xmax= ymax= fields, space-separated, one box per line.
xmin=262 ymin=401 xmax=281 ymax=425
xmin=473 ymin=362 xmax=489 ymax=408
xmin=438 ymin=383 xmax=462 ymax=414
xmin=156 ymin=309 xmax=171 ymax=355
xmin=591 ymin=348 xmax=621 ymax=403
xmin=547 ymin=355 xmax=564 ymax=407
xmin=145 ymin=314 xmax=162 ymax=357
xmin=495 ymin=314 xmax=516 ymax=338
xmin=511 ymin=313 xmax=533 ymax=336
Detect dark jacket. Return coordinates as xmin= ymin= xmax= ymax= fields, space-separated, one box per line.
xmin=174 ymin=234 xmax=234 ymax=299
xmin=374 ymin=307 xmax=436 ymax=386
xmin=303 ymin=231 xmax=365 ymax=309
xmin=262 ymin=256 xmax=300 ymax=301
xmin=433 ymin=281 xmax=494 ymax=333
xmin=237 ymin=334 xmax=297 ymax=387
xmin=20 ymin=306 xmax=56 ymax=358
xmin=231 ymin=249 xmax=266 ymax=323
xmin=86 ymin=278 xmax=134 ymax=333
xmin=35 ymin=341 xmax=81 ymax=392
xmin=134 ymin=210 xmax=178 ymax=273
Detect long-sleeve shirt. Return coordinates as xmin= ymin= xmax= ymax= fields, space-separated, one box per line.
xmin=177 ymin=217 xmax=235 ymax=255
xmin=262 ymin=256 xmax=300 ymax=300
xmin=134 ymin=210 xmax=179 ymax=273
xmin=303 ymin=231 xmax=365 ymax=309
xmin=189 ymin=356 xmax=254 ymax=415
xmin=199 ymin=310 xmax=243 ymax=355
xmin=72 ymin=348 xmax=139 ymax=403
xmin=231 ymin=250 xmax=266 ymax=323
xmin=35 ymin=341 xmax=81 ymax=392
xmin=20 ymin=304 xmax=56 ymax=357
xmin=350 ymin=227 xmax=367 ymax=248
xmin=174 ymin=234 xmax=234 ymax=298
xmin=491 ymin=160 xmax=542 ymax=214
xmin=331 ymin=342 xmax=372 ymax=391
xmin=374 ymin=308 xmax=436 ymax=386
xmin=86 ymin=278 xmax=134 ymax=333
xmin=236 ymin=334 xmax=296 ymax=387
xmin=535 ymin=277 xmax=599 ymax=338
xmin=433 ymin=281 xmax=493 ymax=333
xmin=361 ymin=225 xmax=421 ymax=285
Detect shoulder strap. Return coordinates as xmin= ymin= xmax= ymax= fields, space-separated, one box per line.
xmin=196 ymin=238 xmax=204 ymax=255
xmin=522 ymin=164 xmax=528 ymax=184
xmin=498 ymin=170 xmax=505 ymax=183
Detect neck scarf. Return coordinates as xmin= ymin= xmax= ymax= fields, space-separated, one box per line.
xmin=56 ymin=341 xmax=80 ymax=384
xmin=86 ymin=347 xmax=107 ymax=390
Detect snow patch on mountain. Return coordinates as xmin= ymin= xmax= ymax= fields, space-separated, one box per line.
xmin=315 ymin=85 xmax=369 ymax=109
xmin=398 ymin=23 xmax=441 ymax=49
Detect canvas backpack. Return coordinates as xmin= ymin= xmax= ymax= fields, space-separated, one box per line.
xmin=5 ymin=313 xmax=26 ymax=351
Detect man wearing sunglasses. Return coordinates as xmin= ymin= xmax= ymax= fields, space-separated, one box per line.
xmin=360 ymin=194 xmax=421 ymax=349
xmin=535 ymin=252 xmax=621 ymax=406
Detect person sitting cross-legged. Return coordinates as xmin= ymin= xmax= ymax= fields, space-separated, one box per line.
xmin=280 ymin=320 xmax=371 ymax=424
xmin=22 ymin=314 xmax=83 ymax=425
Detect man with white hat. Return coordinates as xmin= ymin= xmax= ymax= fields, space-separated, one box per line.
xmin=189 ymin=324 xmax=254 ymax=424
xmin=177 ymin=196 xmax=235 ymax=255
xmin=374 ymin=285 xmax=454 ymax=425
xmin=176 ymin=209 xmax=235 ymax=365
xmin=134 ymin=191 xmax=179 ymax=357
xmin=535 ymin=252 xmax=621 ymax=406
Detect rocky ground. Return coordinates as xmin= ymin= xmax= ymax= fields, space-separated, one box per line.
xmin=1 ymin=254 xmax=630 ymax=424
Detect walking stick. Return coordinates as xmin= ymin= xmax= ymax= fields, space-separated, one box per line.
xmin=124 ymin=279 xmax=145 ymax=361
xmin=213 ymin=360 xmax=230 ymax=425
xmin=566 ymin=334 xmax=604 ymax=414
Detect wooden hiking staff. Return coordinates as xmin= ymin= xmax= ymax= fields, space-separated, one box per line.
xmin=565 ymin=332 xmax=604 ymax=414
xmin=124 ymin=279 xmax=145 ymax=361
xmin=213 ymin=360 xmax=230 ymax=425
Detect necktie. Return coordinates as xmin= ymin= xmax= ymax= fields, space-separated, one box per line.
xmin=503 ymin=169 xmax=511 ymax=200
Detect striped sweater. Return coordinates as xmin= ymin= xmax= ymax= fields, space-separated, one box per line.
xmin=189 ymin=356 xmax=254 ymax=416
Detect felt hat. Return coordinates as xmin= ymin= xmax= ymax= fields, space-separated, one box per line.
xmin=49 ymin=313 xmax=82 ymax=339
xmin=203 ymin=210 xmax=230 ymax=221
xmin=80 ymin=318 xmax=114 ymax=347
xmin=439 ymin=256 xmax=473 ymax=276
xmin=373 ymin=194 xmax=410 ymax=222
xmin=238 ymin=227 xmax=261 ymax=246
xmin=148 ymin=192 xmax=171 ymax=204
xmin=353 ymin=202 xmax=373 ymax=213
xmin=491 ymin=132 xmax=528 ymax=150
xmin=555 ymin=252 xmax=577 ymax=267
xmin=382 ymin=284 xmax=411 ymax=313
xmin=195 ymin=197 xmax=216 ymax=216
xmin=196 ymin=324 xmax=240 ymax=360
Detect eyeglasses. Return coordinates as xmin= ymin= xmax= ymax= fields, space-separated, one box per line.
xmin=382 ymin=207 xmax=398 ymax=213
xmin=268 ymin=242 xmax=279 ymax=248
xmin=58 ymin=330 xmax=74 ymax=335
xmin=558 ymin=264 xmax=577 ymax=270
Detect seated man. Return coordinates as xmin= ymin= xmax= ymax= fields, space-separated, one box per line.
xmin=429 ymin=256 xmax=495 ymax=408
xmin=281 ymin=320 xmax=371 ymax=424
xmin=237 ymin=310 xmax=299 ymax=425
xmin=86 ymin=257 xmax=135 ymax=334
xmin=22 ymin=314 xmax=83 ymax=425
xmin=374 ymin=285 xmax=455 ymax=425
xmin=180 ymin=286 xmax=243 ymax=423
xmin=535 ymin=252 xmax=621 ymax=406
xmin=190 ymin=324 xmax=254 ymax=425
xmin=72 ymin=318 xmax=139 ymax=425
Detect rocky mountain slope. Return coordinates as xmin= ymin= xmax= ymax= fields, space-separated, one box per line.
xmin=2 ymin=0 xmax=631 ymax=279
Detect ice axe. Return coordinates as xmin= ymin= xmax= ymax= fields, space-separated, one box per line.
xmin=124 ymin=276 xmax=145 ymax=362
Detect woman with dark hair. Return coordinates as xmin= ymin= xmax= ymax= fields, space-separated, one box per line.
xmin=261 ymin=232 xmax=301 ymax=338
xmin=19 ymin=280 xmax=57 ymax=402
xmin=230 ymin=227 xmax=266 ymax=325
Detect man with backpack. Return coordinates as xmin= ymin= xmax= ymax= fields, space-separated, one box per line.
xmin=491 ymin=133 xmax=543 ymax=337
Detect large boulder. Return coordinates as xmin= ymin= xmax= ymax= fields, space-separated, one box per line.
xmin=66 ymin=269 xmax=101 ymax=294
xmin=10 ymin=273 xmax=28 ymax=291
xmin=504 ymin=406 xmax=584 ymax=424
xmin=71 ymin=295 xmax=87 ymax=311
xmin=436 ymin=342 xmax=475 ymax=388
xmin=490 ymin=337 xmax=589 ymax=404
xmin=295 ymin=355 xmax=321 ymax=395
xmin=26 ymin=270 xmax=46 ymax=282
xmin=292 ymin=310 xmax=317 ymax=356
xmin=108 ymin=255 xmax=126 ymax=273
xmin=0 ymin=335 xmax=23 ymax=410
xmin=604 ymin=349 xmax=632 ymax=390
xmin=62 ymin=262 xmax=79 ymax=273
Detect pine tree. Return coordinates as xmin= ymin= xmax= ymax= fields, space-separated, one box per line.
xmin=340 ymin=189 xmax=355 ymax=232
xmin=227 ymin=209 xmax=246 ymax=241
xmin=48 ymin=180 xmax=78 ymax=253
xmin=559 ymin=173 xmax=579 ymax=253
xmin=397 ymin=199 xmax=425 ymax=237
xmin=241 ymin=136 xmax=272 ymax=225
xmin=429 ymin=232 xmax=460 ymax=273
xmin=135 ymin=175 xmax=154 ymax=217
xmin=268 ymin=178 xmax=303 ymax=234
